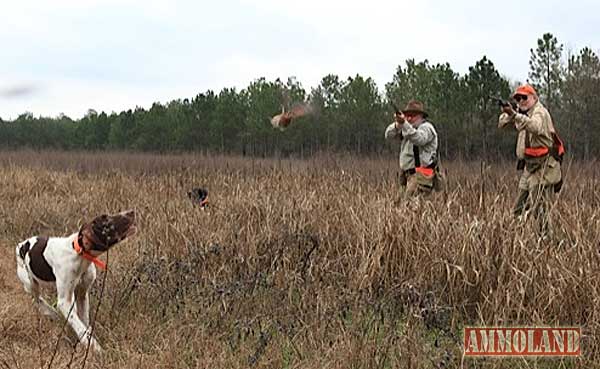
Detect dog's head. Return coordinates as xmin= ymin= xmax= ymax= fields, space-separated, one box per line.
xmin=187 ymin=187 xmax=209 ymax=208
xmin=80 ymin=210 xmax=137 ymax=252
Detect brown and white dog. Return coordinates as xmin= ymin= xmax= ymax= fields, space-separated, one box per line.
xmin=15 ymin=210 xmax=136 ymax=352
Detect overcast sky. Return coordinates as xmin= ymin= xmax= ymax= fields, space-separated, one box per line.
xmin=1 ymin=0 xmax=598 ymax=120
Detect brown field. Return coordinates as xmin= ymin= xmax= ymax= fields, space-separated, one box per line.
xmin=0 ymin=151 xmax=598 ymax=369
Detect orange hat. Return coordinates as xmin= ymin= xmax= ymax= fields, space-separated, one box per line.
xmin=513 ymin=84 xmax=537 ymax=97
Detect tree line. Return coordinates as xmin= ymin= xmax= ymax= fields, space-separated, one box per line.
xmin=1 ymin=33 xmax=598 ymax=159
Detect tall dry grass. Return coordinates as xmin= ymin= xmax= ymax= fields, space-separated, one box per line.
xmin=0 ymin=150 xmax=598 ymax=368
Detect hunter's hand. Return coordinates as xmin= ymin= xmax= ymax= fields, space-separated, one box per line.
xmin=501 ymin=104 xmax=515 ymax=117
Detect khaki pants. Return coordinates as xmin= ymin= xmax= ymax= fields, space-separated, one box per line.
xmin=513 ymin=167 xmax=556 ymax=237
xmin=513 ymin=172 xmax=529 ymax=216
xmin=398 ymin=171 xmax=434 ymax=198
xmin=529 ymin=184 xmax=555 ymax=236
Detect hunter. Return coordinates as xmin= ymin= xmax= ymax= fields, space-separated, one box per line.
xmin=385 ymin=99 xmax=441 ymax=197
xmin=498 ymin=84 xmax=564 ymax=235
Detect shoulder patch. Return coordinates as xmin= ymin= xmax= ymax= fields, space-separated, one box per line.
xmin=28 ymin=237 xmax=56 ymax=282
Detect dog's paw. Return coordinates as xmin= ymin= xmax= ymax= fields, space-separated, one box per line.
xmin=84 ymin=337 xmax=103 ymax=354
xmin=79 ymin=330 xmax=103 ymax=353
xmin=39 ymin=307 xmax=60 ymax=320
xmin=91 ymin=341 xmax=103 ymax=354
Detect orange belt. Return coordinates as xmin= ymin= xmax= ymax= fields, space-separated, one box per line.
xmin=415 ymin=167 xmax=435 ymax=177
xmin=524 ymin=146 xmax=549 ymax=157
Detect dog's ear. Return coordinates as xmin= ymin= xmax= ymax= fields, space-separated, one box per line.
xmin=79 ymin=222 xmax=88 ymax=239
xmin=81 ymin=214 xmax=110 ymax=248
xmin=79 ymin=223 xmax=97 ymax=251
xmin=199 ymin=188 xmax=208 ymax=198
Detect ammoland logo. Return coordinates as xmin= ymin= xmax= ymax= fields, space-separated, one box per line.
xmin=464 ymin=327 xmax=580 ymax=356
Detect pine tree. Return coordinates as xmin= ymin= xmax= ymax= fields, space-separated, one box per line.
xmin=528 ymin=33 xmax=564 ymax=111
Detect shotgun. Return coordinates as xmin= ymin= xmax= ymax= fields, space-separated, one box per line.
xmin=488 ymin=96 xmax=517 ymax=109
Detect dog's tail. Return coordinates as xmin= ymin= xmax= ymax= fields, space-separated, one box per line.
xmin=16 ymin=240 xmax=33 ymax=292
xmin=16 ymin=240 xmax=31 ymax=261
